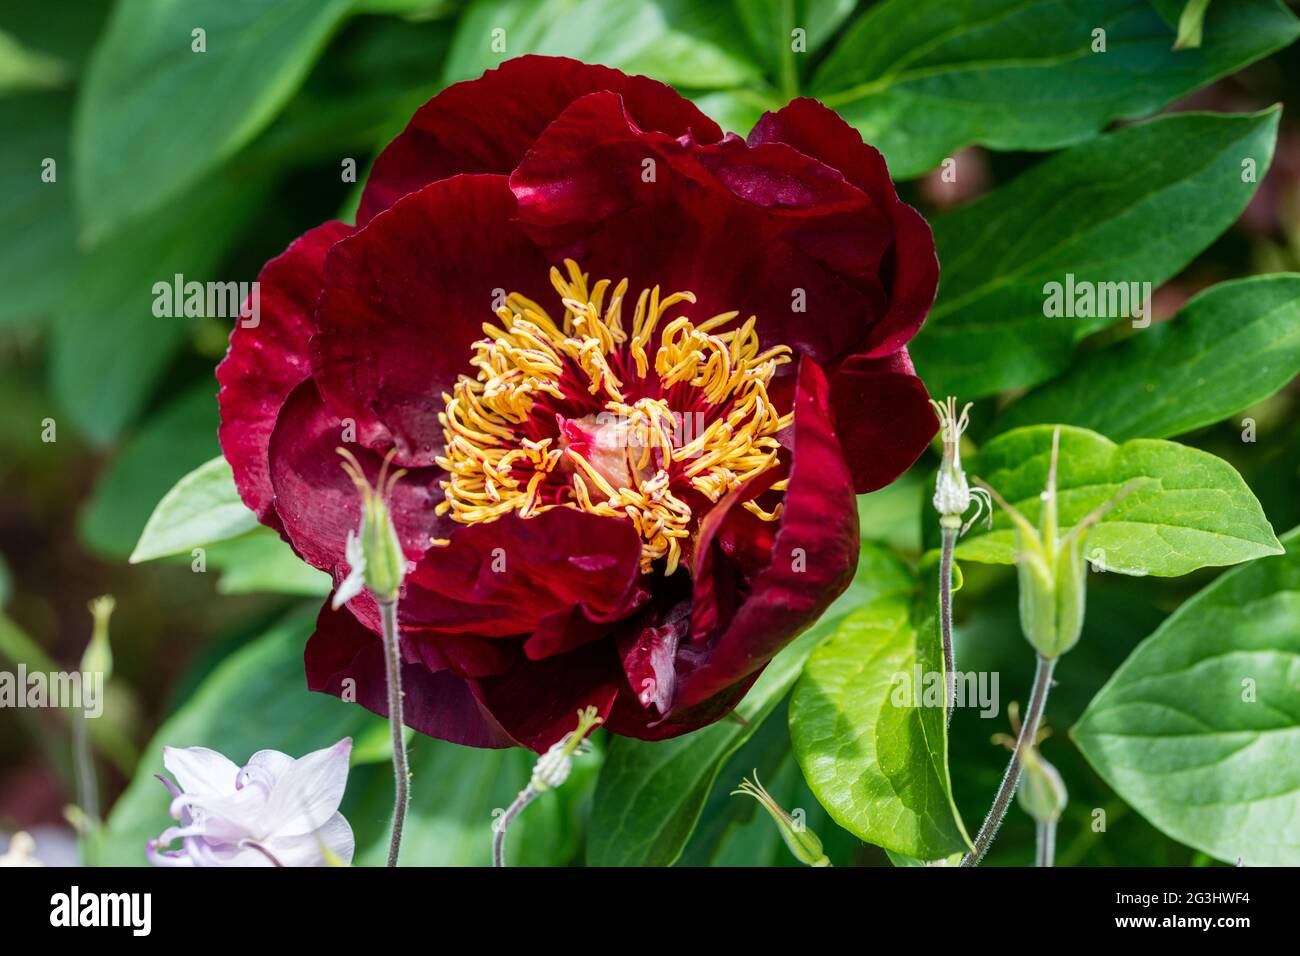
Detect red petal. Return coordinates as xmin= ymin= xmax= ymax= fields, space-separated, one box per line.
xmin=748 ymin=99 xmax=939 ymax=358
xmin=470 ymin=640 xmax=622 ymax=753
xmin=358 ymin=55 xmax=722 ymax=225
xmin=267 ymin=380 xmax=446 ymax=575
xmin=216 ymin=221 xmax=351 ymax=529
xmin=674 ymin=357 xmax=859 ymax=711
xmin=399 ymin=508 xmax=646 ymax=642
xmin=306 ymin=600 xmax=516 ymax=749
xmin=510 ymin=92 xmax=893 ymax=369
xmin=830 ymin=350 xmax=939 ymax=493
xmin=312 ymin=174 xmax=553 ymax=467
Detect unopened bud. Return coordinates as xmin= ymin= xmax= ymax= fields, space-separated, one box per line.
xmin=732 ymin=770 xmax=829 ymax=867
xmin=1018 ymin=748 xmax=1068 ymax=824
xmin=333 ymin=449 xmax=407 ymax=607
xmin=930 ymin=397 xmax=991 ymax=533
xmin=81 ymin=595 xmax=115 ymax=679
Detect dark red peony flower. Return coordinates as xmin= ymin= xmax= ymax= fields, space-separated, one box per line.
xmin=217 ymin=56 xmax=939 ymax=752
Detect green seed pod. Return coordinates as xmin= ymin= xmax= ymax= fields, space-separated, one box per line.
xmin=1018 ymin=748 xmax=1068 ymax=824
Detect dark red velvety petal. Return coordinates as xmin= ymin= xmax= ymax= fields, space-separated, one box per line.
xmin=830 ymin=349 xmax=938 ymax=494
xmin=216 ymin=220 xmax=351 ymax=530
xmin=358 ymin=55 xmax=723 ymax=226
xmin=672 ymin=357 xmax=858 ymax=713
xmin=471 ymin=640 xmax=622 ymax=753
xmin=306 ymin=600 xmax=516 ymax=749
xmin=313 ymin=174 xmax=554 ymax=467
xmin=399 ymin=507 xmax=645 ymax=645
xmin=268 ymin=380 xmax=446 ymax=576
xmin=510 ymin=92 xmax=894 ymax=369
xmin=748 ymin=98 xmax=939 ymax=358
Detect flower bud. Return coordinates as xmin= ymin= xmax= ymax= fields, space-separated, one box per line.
xmin=732 ymin=770 xmax=829 ymax=867
xmin=333 ymin=449 xmax=407 ymax=607
xmin=930 ymin=397 xmax=991 ymax=533
xmin=1017 ymin=748 xmax=1068 ymax=824
xmin=80 ymin=595 xmax=115 ymax=679
xmin=530 ymin=705 xmax=603 ymax=793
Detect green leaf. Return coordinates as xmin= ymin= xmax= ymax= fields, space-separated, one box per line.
xmin=586 ymin=542 xmax=912 ymax=866
xmin=953 ymin=425 xmax=1282 ymax=576
xmin=347 ymin=736 xmax=593 ymax=866
xmin=100 ymin=611 xmax=385 ymax=865
xmin=0 ymin=92 xmax=75 ymax=328
xmin=51 ymin=170 xmax=265 ymax=444
xmin=1174 ymin=0 xmax=1212 ymax=49
xmin=789 ymin=563 xmax=972 ymax=860
xmin=81 ymin=383 xmax=219 ymax=558
xmin=130 ymin=457 xmax=258 ymax=564
xmin=73 ymin=0 xmax=352 ymax=239
xmin=731 ymin=0 xmax=856 ymax=94
xmin=204 ymin=529 xmax=331 ymax=597
xmin=811 ymin=0 xmax=1297 ymax=179
xmin=993 ymin=275 xmax=1300 ymax=441
xmin=910 ymin=109 xmax=1278 ymax=398
xmin=444 ymin=0 xmax=760 ymax=89
xmin=1073 ymin=527 xmax=1300 ymax=865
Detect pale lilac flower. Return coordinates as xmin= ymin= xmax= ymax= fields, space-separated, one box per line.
xmin=146 ymin=738 xmax=354 ymax=867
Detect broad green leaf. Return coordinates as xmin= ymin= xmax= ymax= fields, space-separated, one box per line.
xmin=953 ymin=425 xmax=1282 ymax=576
xmin=1073 ymin=527 xmax=1300 ymax=865
xmin=444 ymin=0 xmax=760 ymax=89
xmin=81 ymin=383 xmax=218 ymax=558
xmin=789 ymin=563 xmax=972 ymax=860
xmin=911 ymin=109 xmax=1278 ymax=398
xmin=130 ymin=457 xmax=258 ymax=564
xmin=204 ymin=528 xmax=331 ymax=597
xmin=100 ymin=611 xmax=386 ymax=865
xmin=731 ymin=0 xmax=856 ymax=94
xmin=74 ymin=0 xmax=352 ymax=239
xmin=811 ymin=0 xmax=1297 ymax=178
xmin=587 ymin=543 xmax=912 ymax=866
xmin=0 ymin=92 xmax=75 ymax=327
xmin=993 ymin=275 xmax=1300 ymax=441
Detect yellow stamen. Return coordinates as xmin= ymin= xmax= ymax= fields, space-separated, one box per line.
xmin=436 ymin=259 xmax=791 ymax=573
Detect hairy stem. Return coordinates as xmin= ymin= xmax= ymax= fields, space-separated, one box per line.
xmin=1036 ymin=819 xmax=1057 ymax=867
xmin=962 ymin=654 xmax=1056 ymax=866
xmin=939 ymin=526 xmax=958 ymax=722
xmin=378 ymin=598 xmax=408 ymax=868
xmin=493 ymin=786 xmax=539 ymax=868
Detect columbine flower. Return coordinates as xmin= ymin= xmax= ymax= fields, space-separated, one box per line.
xmin=216 ymin=55 xmax=940 ymax=752
xmin=146 ymin=739 xmax=354 ymax=867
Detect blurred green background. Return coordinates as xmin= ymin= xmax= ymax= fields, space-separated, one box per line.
xmin=1 ymin=0 xmax=1298 ymax=866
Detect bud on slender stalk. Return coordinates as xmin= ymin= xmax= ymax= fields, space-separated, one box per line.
xmin=1018 ymin=747 xmax=1068 ymax=825
xmin=732 ymin=770 xmax=830 ymax=867
xmin=81 ymin=595 xmax=115 ymax=679
xmin=929 ymin=397 xmax=991 ymax=533
xmin=333 ymin=448 xmax=407 ymax=607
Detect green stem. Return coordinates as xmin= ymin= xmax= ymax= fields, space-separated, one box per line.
xmin=378 ymin=598 xmax=408 ymax=868
xmin=962 ymin=654 xmax=1056 ymax=866
xmin=493 ymin=786 xmax=538 ymax=868
xmin=939 ymin=526 xmax=958 ymax=722
xmin=1036 ymin=819 xmax=1057 ymax=867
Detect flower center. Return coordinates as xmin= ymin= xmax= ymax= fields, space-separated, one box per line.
xmin=435 ymin=260 xmax=792 ymax=574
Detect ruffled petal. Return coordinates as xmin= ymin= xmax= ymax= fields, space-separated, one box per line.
xmin=748 ymin=98 xmax=939 ymax=358
xmin=313 ymin=174 xmax=554 ymax=466
xmin=673 ymin=357 xmax=858 ymax=712
xmin=216 ymin=221 xmax=352 ymax=530
xmin=358 ymin=55 xmax=721 ymax=224
xmin=267 ymin=380 xmax=445 ymax=575
xmin=399 ymin=508 xmax=646 ymax=643
xmin=305 ymin=601 xmax=518 ymax=749
xmin=829 ymin=350 xmax=939 ymax=494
